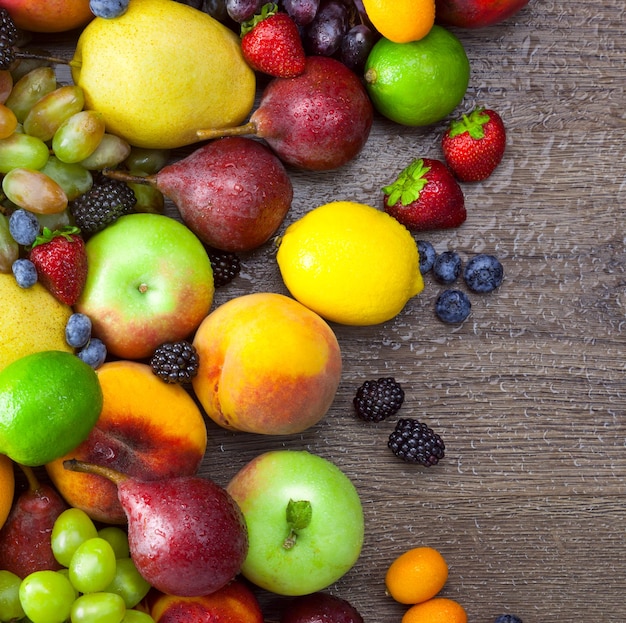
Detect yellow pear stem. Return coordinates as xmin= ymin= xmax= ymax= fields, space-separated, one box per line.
xmin=63 ymin=458 xmax=128 ymax=486
xmin=195 ymin=121 xmax=258 ymax=142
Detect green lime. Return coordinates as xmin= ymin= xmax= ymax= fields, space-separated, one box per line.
xmin=0 ymin=351 xmax=103 ymax=466
xmin=364 ymin=25 xmax=470 ymax=126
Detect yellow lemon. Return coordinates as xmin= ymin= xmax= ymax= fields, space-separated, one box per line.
xmin=0 ymin=273 xmax=73 ymax=373
xmin=276 ymin=201 xmax=423 ymax=326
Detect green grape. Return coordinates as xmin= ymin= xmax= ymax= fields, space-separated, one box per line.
xmin=5 ymin=66 xmax=57 ymax=123
xmin=98 ymin=526 xmax=130 ymax=559
xmin=0 ymin=213 xmax=19 ymax=273
xmin=123 ymin=147 xmax=170 ymax=175
xmin=70 ymin=592 xmax=126 ymax=623
xmin=41 ymin=156 xmax=94 ymax=201
xmin=52 ymin=110 xmax=106 ymax=164
xmin=0 ymin=103 xmax=18 ymax=139
xmin=56 ymin=568 xmax=79 ymax=600
xmin=0 ymin=70 xmax=13 ymax=104
xmin=69 ymin=537 xmax=117 ymax=594
xmin=18 ymin=570 xmax=75 ymax=623
xmin=36 ymin=208 xmax=72 ymax=233
xmin=51 ymin=507 xmax=99 ymax=568
xmin=121 ymin=610 xmax=155 ymax=623
xmin=79 ymin=133 xmax=132 ymax=170
xmin=0 ymin=132 xmax=50 ymax=174
xmin=2 ymin=167 xmax=68 ymax=215
xmin=103 ymin=557 xmax=151 ymax=609
xmin=0 ymin=569 xmax=25 ymax=622
xmin=23 ymin=85 xmax=86 ymax=142
xmin=127 ymin=171 xmax=164 ymax=214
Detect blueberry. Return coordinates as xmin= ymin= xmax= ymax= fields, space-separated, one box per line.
xmin=433 ymin=250 xmax=462 ymax=285
xmin=77 ymin=338 xmax=107 ymax=369
xmin=89 ymin=0 xmax=130 ymax=18
xmin=416 ymin=240 xmax=436 ymax=274
xmin=463 ymin=253 xmax=504 ymax=293
xmin=65 ymin=313 xmax=93 ymax=349
xmin=8 ymin=209 xmax=40 ymax=246
xmin=435 ymin=289 xmax=471 ymax=324
xmin=12 ymin=258 xmax=38 ymax=288
xmin=494 ymin=616 xmax=523 ymax=623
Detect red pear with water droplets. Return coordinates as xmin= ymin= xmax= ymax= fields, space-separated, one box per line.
xmin=63 ymin=459 xmax=248 ymax=597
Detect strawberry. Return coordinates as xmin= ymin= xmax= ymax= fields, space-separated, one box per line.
xmin=382 ymin=158 xmax=466 ymax=232
xmin=442 ymin=107 xmax=507 ymax=182
xmin=29 ymin=226 xmax=88 ymax=306
xmin=241 ymin=3 xmax=306 ymax=78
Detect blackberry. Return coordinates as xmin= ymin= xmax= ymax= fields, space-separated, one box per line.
xmin=353 ymin=377 xmax=404 ymax=422
xmin=206 ymin=247 xmax=241 ymax=287
xmin=388 ymin=418 xmax=445 ymax=466
xmin=0 ymin=9 xmax=18 ymax=45
xmin=150 ymin=340 xmax=200 ymax=384
xmin=494 ymin=616 xmax=523 ymax=623
xmin=70 ymin=176 xmax=136 ymax=236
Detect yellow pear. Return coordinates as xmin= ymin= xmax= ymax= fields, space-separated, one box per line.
xmin=0 ymin=273 xmax=73 ymax=372
xmin=71 ymin=0 xmax=256 ymax=149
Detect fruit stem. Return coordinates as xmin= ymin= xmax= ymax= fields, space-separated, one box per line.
xmin=195 ymin=121 xmax=258 ymax=141
xmin=63 ymin=459 xmax=128 ymax=485
xmin=282 ymin=499 xmax=312 ymax=550
xmin=15 ymin=51 xmax=71 ymax=66
xmin=103 ymin=169 xmax=157 ymax=187
xmin=17 ymin=464 xmax=40 ymax=493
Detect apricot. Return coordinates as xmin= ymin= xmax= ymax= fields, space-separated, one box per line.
xmin=145 ymin=579 xmax=264 ymax=622
xmin=191 ymin=292 xmax=342 ymax=435
xmin=45 ymin=360 xmax=207 ymax=524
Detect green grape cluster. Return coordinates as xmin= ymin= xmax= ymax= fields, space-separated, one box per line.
xmin=0 ymin=61 xmax=168 ymax=275
xmin=0 ymin=508 xmax=154 ymax=623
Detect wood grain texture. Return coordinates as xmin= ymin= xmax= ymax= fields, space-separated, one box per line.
xmin=27 ymin=0 xmax=626 ymax=620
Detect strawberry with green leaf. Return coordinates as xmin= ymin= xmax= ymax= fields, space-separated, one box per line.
xmin=382 ymin=158 xmax=466 ymax=232
xmin=442 ymin=107 xmax=507 ymax=182
xmin=241 ymin=3 xmax=306 ymax=78
xmin=29 ymin=226 xmax=87 ymax=306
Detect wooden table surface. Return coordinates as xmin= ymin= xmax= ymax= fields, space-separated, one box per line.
xmin=32 ymin=1 xmax=626 ymax=621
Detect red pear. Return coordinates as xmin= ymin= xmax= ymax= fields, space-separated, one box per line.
xmin=0 ymin=465 xmax=68 ymax=578
xmin=196 ymin=56 xmax=374 ymax=171
xmin=105 ymin=137 xmax=293 ymax=253
xmin=63 ymin=459 xmax=248 ymax=597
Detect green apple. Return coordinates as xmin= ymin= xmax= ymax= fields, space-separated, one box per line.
xmin=226 ymin=450 xmax=364 ymax=596
xmin=75 ymin=213 xmax=214 ymax=359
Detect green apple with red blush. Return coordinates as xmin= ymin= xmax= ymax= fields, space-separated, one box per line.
xmin=226 ymin=450 xmax=364 ymax=596
xmin=75 ymin=213 xmax=214 ymax=360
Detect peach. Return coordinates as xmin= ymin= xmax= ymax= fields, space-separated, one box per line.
xmin=144 ymin=579 xmax=264 ymax=622
xmin=191 ymin=292 xmax=342 ymax=435
xmin=45 ymin=360 xmax=207 ymax=524
xmin=0 ymin=0 xmax=93 ymax=33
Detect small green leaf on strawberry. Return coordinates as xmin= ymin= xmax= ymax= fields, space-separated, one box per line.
xmin=442 ymin=107 xmax=507 ymax=182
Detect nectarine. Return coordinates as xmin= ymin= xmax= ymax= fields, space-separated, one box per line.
xmin=1 ymin=0 xmax=93 ymax=33
xmin=191 ymin=293 xmax=342 ymax=435
xmin=45 ymin=360 xmax=208 ymax=524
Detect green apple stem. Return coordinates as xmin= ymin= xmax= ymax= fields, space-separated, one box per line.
xmin=195 ymin=121 xmax=258 ymax=142
xmin=63 ymin=458 xmax=129 ymax=486
xmin=283 ymin=499 xmax=312 ymax=550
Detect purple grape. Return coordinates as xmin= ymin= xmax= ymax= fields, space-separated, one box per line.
xmin=281 ymin=0 xmax=320 ymax=26
xmin=303 ymin=0 xmax=349 ymax=56
xmin=340 ymin=23 xmax=376 ymax=72
xmin=225 ymin=0 xmax=263 ymax=22
xmin=202 ymin=0 xmax=230 ymax=22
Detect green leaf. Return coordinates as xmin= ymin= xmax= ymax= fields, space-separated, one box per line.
xmin=448 ymin=107 xmax=490 ymax=140
xmin=283 ymin=499 xmax=312 ymax=549
xmin=382 ymin=158 xmax=431 ymax=207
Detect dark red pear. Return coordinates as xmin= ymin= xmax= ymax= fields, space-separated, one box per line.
xmin=105 ymin=136 xmax=293 ymax=253
xmin=195 ymin=56 xmax=374 ymax=171
xmin=281 ymin=592 xmax=365 ymax=623
xmin=63 ymin=459 xmax=248 ymax=598
xmin=0 ymin=465 xmax=68 ymax=578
